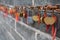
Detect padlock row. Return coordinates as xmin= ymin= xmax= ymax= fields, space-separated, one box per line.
xmin=0 ymin=4 xmax=60 ymax=24
xmin=0 ymin=4 xmax=60 ymax=40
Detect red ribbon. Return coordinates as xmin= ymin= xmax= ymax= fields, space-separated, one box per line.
xmin=44 ymin=12 xmax=47 ymax=17
xmin=51 ymin=25 xmax=55 ymax=36
xmin=24 ymin=10 xmax=28 ymax=24
xmin=52 ymin=29 xmax=57 ymax=40
xmin=26 ymin=13 xmax=28 ymax=24
xmin=37 ymin=13 xmax=40 ymax=25
xmin=44 ymin=12 xmax=50 ymax=32
xmin=46 ymin=25 xmax=50 ymax=32
xmin=4 ymin=11 xmax=8 ymax=17
xmin=9 ymin=9 xmax=14 ymax=15
xmin=15 ymin=13 xmax=19 ymax=22
xmin=52 ymin=15 xmax=57 ymax=40
xmin=3 ymin=8 xmax=8 ymax=17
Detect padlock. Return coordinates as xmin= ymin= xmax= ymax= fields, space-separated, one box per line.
xmin=32 ymin=15 xmax=39 ymax=22
xmin=36 ymin=6 xmax=43 ymax=25
xmin=44 ymin=17 xmax=56 ymax=25
xmin=43 ymin=5 xmax=57 ymax=40
xmin=43 ymin=7 xmax=50 ymax=32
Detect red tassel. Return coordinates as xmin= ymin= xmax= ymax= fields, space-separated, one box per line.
xmin=51 ymin=25 xmax=55 ymax=36
xmin=26 ymin=13 xmax=28 ymax=24
xmin=5 ymin=11 xmax=8 ymax=17
xmin=44 ymin=12 xmax=49 ymax=32
xmin=44 ymin=12 xmax=47 ymax=18
xmin=46 ymin=25 xmax=50 ymax=32
xmin=24 ymin=11 xmax=28 ymax=24
xmin=2 ymin=7 xmax=8 ymax=17
xmin=15 ymin=13 xmax=19 ymax=22
xmin=37 ymin=13 xmax=40 ymax=25
xmin=3 ymin=9 xmax=8 ymax=17
xmin=9 ymin=9 xmax=13 ymax=15
xmin=52 ymin=29 xmax=57 ymax=40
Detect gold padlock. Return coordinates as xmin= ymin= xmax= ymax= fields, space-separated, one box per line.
xmin=32 ymin=15 xmax=39 ymax=22
xmin=44 ymin=17 xmax=56 ymax=25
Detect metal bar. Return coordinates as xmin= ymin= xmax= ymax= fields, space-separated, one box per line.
xmin=35 ymin=32 xmax=38 ymax=40
xmin=32 ymin=0 xmax=35 ymax=6
xmin=15 ymin=20 xmax=17 ymax=31
xmin=1 ymin=21 xmax=15 ymax=40
xmin=0 ymin=11 xmax=53 ymax=39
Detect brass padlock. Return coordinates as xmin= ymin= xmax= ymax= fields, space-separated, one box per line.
xmin=32 ymin=15 xmax=39 ymax=22
xmin=44 ymin=17 xmax=56 ymax=25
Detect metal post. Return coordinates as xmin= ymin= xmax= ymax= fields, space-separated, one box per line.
xmin=35 ymin=32 xmax=38 ymax=40
xmin=32 ymin=0 xmax=34 ymax=6
xmin=15 ymin=20 xmax=16 ymax=31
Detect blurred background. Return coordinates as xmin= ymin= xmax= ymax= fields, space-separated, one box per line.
xmin=0 ymin=0 xmax=60 ymax=6
xmin=0 ymin=0 xmax=60 ymax=40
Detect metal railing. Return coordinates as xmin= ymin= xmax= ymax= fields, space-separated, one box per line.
xmin=0 ymin=11 xmax=60 ymax=40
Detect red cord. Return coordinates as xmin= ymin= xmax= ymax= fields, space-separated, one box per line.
xmin=46 ymin=25 xmax=50 ymax=32
xmin=52 ymin=29 xmax=57 ymax=40
xmin=15 ymin=13 xmax=19 ymax=22
xmin=38 ymin=13 xmax=40 ymax=25
xmin=51 ymin=25 xmax=55 ymax=36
